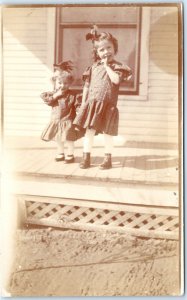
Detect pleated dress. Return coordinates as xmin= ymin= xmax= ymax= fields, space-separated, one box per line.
xmin=73 ymin=60 xmax=132 ymax=136
xmin=41 ymin=90 xmax=83 ymax=142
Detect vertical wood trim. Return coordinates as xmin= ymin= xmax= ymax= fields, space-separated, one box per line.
xmin=139 ymin=7 xmax=150 ymax=98
xmin=177 ymin=3 xmax=183 ymax=293
xmin=0 ymin=7 xmax=3 ymax=135
xmin=46 ymin=7 xmax=56 ymax=72
xmin=135 ymin=7 xmax=142 ymax=95
xmin=54 ymin=7 xmax=61 ymax=65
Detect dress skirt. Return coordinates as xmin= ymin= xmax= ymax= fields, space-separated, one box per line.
xmin=41 ymin=119 xmax=80 ymax=142
xmin=73 ymin=100 xmax=119 ymax=136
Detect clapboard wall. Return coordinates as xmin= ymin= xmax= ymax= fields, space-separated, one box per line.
xmin=3 ymin=7 xmax=54 ymax=137
xmin=118 ymin=6 xmax=179 ymax=143
xmin=3 ymin=6 xmax=179 ymax=143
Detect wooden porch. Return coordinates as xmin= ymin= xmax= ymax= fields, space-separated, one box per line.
xmin=4 ymin=136 xmax=180 ymax=240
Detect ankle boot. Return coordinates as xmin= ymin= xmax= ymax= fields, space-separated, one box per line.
xmin=79 ymin=152 xmax=90 ymax=169
xmin=99 ymin=153 xmax=112 ymax=170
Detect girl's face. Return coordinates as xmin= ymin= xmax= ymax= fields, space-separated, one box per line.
xmin=56 ymin=76 xmax=71 ymax=91
xmin=96 ymin=39 xmax=115 ymax=62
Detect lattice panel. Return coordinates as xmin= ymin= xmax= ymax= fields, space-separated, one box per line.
xmin=25 ymin=201 xmax=179 ymax=239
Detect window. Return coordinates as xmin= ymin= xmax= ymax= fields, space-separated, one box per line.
xmin=55 ymin=6 xmax=149 ymax=97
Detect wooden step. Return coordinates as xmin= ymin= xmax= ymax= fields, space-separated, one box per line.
xmin=13 ymin=177 xmax=178 ymax=208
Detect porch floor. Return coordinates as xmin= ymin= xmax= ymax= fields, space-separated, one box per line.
xmin=4 ymin=136 xmax=179 ymax=187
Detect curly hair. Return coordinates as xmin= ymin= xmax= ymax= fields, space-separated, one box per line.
xmin=51 ymin=70 xmax=74 ymax=84
xmin=92 ymin=32 xmax=118 ymax=62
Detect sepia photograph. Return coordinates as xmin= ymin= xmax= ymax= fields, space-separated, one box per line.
xmin=0 ymin=3 xmax=183 ymax=296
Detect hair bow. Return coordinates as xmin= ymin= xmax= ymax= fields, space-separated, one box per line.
xmin=86 ymin=24 xmax=100 ymax=41
xmin=53 ymin=60 xmax=74 ymax=72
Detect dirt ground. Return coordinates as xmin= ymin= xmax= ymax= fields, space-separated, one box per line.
xmin=8 ymin=227 xmax=180 ymax=297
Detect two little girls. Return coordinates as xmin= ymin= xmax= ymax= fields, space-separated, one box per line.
xmin=41 ymin=29 xmax=132 ymax=169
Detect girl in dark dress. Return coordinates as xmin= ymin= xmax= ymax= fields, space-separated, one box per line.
xmin=73 ymin=30 xmax=132 ymax=169
xmin=41 ymin=61 xmax=82 ymax=163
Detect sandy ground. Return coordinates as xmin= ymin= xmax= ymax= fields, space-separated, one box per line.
xmin=8 ymin=227 xmax=180 ymax=297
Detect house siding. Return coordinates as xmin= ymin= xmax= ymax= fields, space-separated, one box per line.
xmin=118 ymin=6 xmax=179 ymax=143
xmin=3 ymin=6 xmax=179 ymax=143
xmin=3 ymin=7 xmax=52 ymax=136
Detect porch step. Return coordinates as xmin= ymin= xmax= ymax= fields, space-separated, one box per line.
xmin=13 ymin=176 xmax=178 ymax=208
xmin=13 ymin=175 xmax=180 ymax=240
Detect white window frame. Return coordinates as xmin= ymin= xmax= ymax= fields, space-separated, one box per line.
xmin=119 ymin=7 xmax=150 ymax=101
xmin=47 ymin=6 xmax=150 ymax=101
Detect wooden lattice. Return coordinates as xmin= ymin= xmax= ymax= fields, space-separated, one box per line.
xmin=25 ymin=200 xmax=179 ymax=240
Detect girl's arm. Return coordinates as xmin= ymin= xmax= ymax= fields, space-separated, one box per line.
xmin=102 ymin=58 xmax=120 ymax=85
xmin=40 ymin=90 xmax=60 ymax=106
xmin=52 ymin=88 xmax=63 ymax=100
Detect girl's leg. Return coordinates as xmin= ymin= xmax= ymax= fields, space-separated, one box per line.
xmin=66 ymin=141 xmax=74 ymax=156
xmin=80 ymin=128 xmax=96 ymax=169
xmin=83 ymin=128 xmax=96 ymax=153
xmin=100 ymin=133 xmax=113 ymax=169
xmin=104 ymin=133 xmax=113 ymax=154
xmin=64 ymin=141 xmax=75 ymax=163
xmin=55 ymin=137 xmax=65 ymax=161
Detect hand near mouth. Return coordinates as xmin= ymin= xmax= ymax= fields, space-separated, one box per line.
xmin=102 ymin=57 xmax=109 ymax=66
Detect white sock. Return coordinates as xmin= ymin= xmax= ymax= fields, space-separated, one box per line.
xmin=83 ymin=128 xmax=96 ymax=153
xmin=56 ymin=141 xmax=64 ymax=154
xmin=104 ymin=133 xmax=113 ymax=154
xmin=66 ymin=141 xmax=74 ymax=156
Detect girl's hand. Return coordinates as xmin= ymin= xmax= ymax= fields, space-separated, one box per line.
xmin=102 ymin=57 xmax=109 ymax=66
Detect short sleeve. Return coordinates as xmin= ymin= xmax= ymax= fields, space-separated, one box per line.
xmin=82 ymin=66 xmax=92 ymax=83
xmin=113 ymin=63 xmax=132 ymax=82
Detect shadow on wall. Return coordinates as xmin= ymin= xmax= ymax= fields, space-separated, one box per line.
xmin=3 ymin=7 xmax=50 ymax=69
xmin=3 ymin=7 xmax=180 ymax=76
xmin=149 ymin=10 xmax=179 ymax=75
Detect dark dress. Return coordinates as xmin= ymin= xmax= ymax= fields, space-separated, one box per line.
xmin=41 ymin=89 xmax=83 ymax=142
xmin=73 ymin=60 xmax=132 ymax=136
